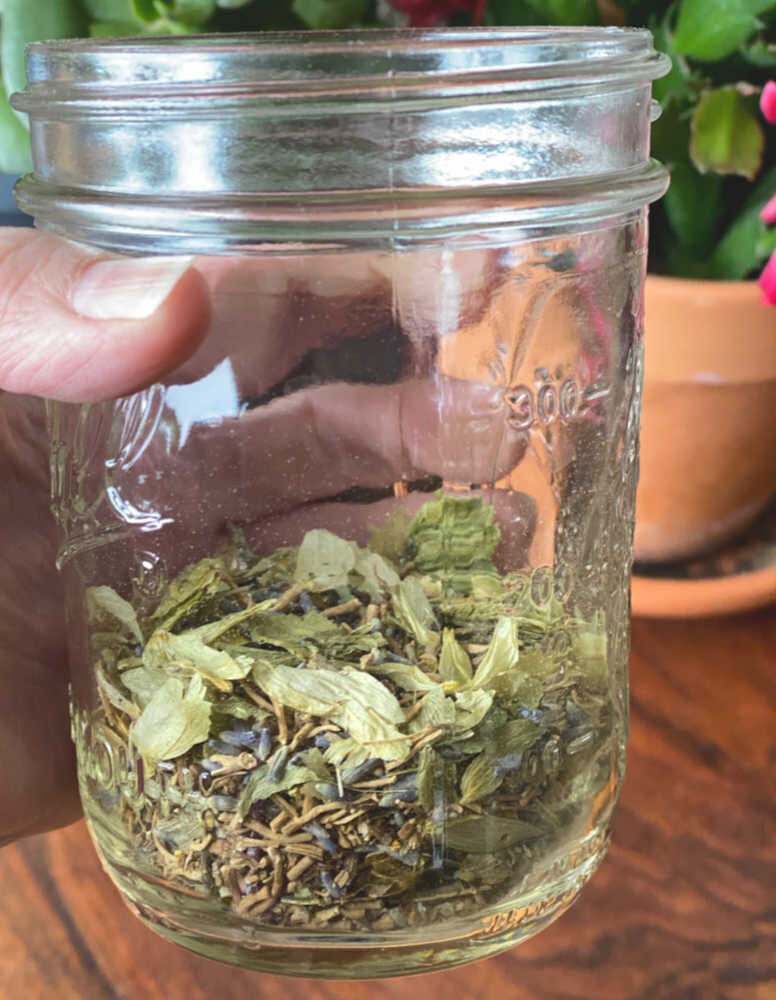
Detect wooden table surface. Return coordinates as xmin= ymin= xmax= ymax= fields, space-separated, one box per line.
xmin=1 ymin=610 xmax=775 ymax=1000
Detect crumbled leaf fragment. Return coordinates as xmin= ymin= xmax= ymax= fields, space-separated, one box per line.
xmin=131 ymin=675 xmax=211 ymax=761
xmin=87 ymin=586 xmax=143 ymax=644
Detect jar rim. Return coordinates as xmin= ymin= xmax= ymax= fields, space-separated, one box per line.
xmin=15 ymin=27 xmax=668 ymax=114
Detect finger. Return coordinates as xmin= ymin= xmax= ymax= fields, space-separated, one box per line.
xmin=109 ymin=374 xmax=527 ymax=538
xmin=0 ymin=230 xmax=210 ymax=402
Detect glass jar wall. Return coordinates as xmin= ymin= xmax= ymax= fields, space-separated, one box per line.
xmin=13 ymin=29 xmax=668 ymax=977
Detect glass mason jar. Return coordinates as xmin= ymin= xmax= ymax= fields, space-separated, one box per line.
xmin=14 ymin=29 xmax=668 ymax=978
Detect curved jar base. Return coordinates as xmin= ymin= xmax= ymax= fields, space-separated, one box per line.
xmin=91 ymin=815 xmax=610 ymax=979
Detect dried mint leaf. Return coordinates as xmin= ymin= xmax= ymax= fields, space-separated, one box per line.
xmin=150 ymin=558 xmax=227 ymax=630
xmin=252 ymin=660 xmax=410 ymax=760
xmin=471 ymin=615 xmax=520 ymax=691
xmin=131 ymin=675 xmax=211 ymax=761
xmin=406 ymin=491 xmax=500 ymax=574
xmin=295 ymin=529 xmax=356 ymax=591
xmin=439 ymin=628 xmax=473 ymax=685
xmin=87 ymin=585 xmax=143 ymax=644
xmin=391 ymin=577 xmax=440 ymax=651
xmin=459 ymin=719 xmax=541 ymax=805
xmin=445 ymin=815 xmax=539 ymax=853
xmin=143 ymin=631 xmax=253 ymax=691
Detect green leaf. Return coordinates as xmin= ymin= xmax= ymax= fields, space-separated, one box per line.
xmin=471 ymin=616 xmax=520 ymax=690
xmin=690 ymin=87 xmax=765 ymax=179
xmin=650 ymin=7 xmax=703 ymax=105
xmin=2 ymin=0 xmax=87 ymax=118
xmin=369 ymin=660 xmax=439 ymax=693
xmin=439 ymin=628 xmax=473 ymax=685
xmin=150 ymin=558 xmax=227 ymax=630
xmin=535 ymin=0 xmax=599 ymax=24
xmin=742 ymin=35 xmax=776 ymax=66
xmin=87 ymin=586 xmax=144 ymax=644
xmin=238 ymin=755 xmax=319 ymax=818
xmin=459 ymin=718 xmax=540 ymax=804
xmin=153 ymin=810 xmax=205 ymax=851
xmin=673 ymin=0 xmax=772 ymax=61
xmin=351 ymin=550 xmax=400 ymax=602
xmin=96 ymin=665 xmax=141 ymax=719
xmin=709 ymin=166 xmax=776 ymax=278
xmin=452 ymin=689 xmax=493 ymax=730
xmin=292 ymin=0 xmax=367 ymax=29
xmin=295 ymin=529 xmax=356 ymax=592
xmin=83 ymin=0 xmax=141 ymax=19
xmin=486 ymin=0 xmax=598 ymax=24
xmin=131 ymin=675 xmax=212 ymax=761
xmin=0 ymin=77 xmax=31 ymax=175
xmin=251 ymin=660 xmax=410 ymax=760
xmin=408 ymin=686 xmax=456 ymax=732
xmin=664 ymin=161 xmax=722 ymax=253
xmin=391 ymin=577 xmax=440 ymax=652
xmin=143 ymin=630 xmax=253 ymax=690
xmin=89 ymin=19 xmax=144 ymax=35
xmin=368 ymin=510 xmax=412 ymax=565
xmin=132 ymin=0 xmax=161 ymax=19
xmin=406 ymin=492 xmax=501 ymax=575
xmin=444 ymin=815 xmax=539 ymax=853
xmin=121 ymin=665 xmax=169 ymax=707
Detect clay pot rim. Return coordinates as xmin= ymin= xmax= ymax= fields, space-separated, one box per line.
xmin=631 ymin=565 xmax=776 ymax=619
xmin=646 ymin=273 xmax=760 ymax=300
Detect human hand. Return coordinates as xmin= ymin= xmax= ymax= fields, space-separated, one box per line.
xmin=0 ymin=230 xmax=210 ymax=844
xmin=0 ymin=231 xmax=535 ymax=844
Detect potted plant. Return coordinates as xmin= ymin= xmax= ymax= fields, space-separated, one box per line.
xmin=2 ymin=0 xmax=775 ymax=583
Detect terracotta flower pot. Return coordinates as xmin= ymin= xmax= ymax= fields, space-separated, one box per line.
xmin=634 ymin=275 xmax=776 ymax=563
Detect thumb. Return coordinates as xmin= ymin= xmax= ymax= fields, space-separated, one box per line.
xmin=0 ymin=230 xmax=210 ymax=402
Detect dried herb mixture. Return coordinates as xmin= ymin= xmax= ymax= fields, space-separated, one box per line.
xmin=79 ymin=493 xmax=613 ymax=932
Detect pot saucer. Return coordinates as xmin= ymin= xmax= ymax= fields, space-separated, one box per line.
xmin=631 ymin=498 xmax=776 ymax=618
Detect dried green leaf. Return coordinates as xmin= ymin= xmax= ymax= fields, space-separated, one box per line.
xmin=444 ymin=815 xmax=539 ymax=853
xmin=459 ymin=719 xmax=541 ymax=804
xmin=439 ymin=628 xmax=473 ymax=685
xmin=453 ymin=689 xmax=493 ymax=730
xmin=471 ymin=616 xmax=520 ymax=690
xmin=391 ymin=577 xmax=440 ymax=651
xmin=246 ymin=609 xmax=340 ymax=658
xmin=368 ymin=509 xmax=412 ymax=564
xmin=406 ymin=492 xmax=500 ymax=574
xmin=150 ymin=558 xmax=227 ymax=629
xmin=252 ymin=660 xmax=410 ymax=760
xmin=295 ymin=529 xmax=356 ymax=591
xmin=87 ymin=586 xmax=143 ymax=644
xmin=370 ymin=660 xmax=438 ymax=692
xmin=143 ymin=631 xmax=253 ymax=691
xmin=408 ymin=686 xmax=456 ymax=732
xmin=323 ymin=736 xmax=374 ymax=770
xmin=188 ymin=602 xmax=274 ymax=645
xmin=96 ymin=665 xmax=141 ymax=720
xmin=131 ymin=675 xmax=211 ymax=761
xmin=121 ymin=665 xmax=169 ymax=708
xmin=352 ymin=549 xmax=400 ymax=601
xmin=153 ymin=809 xmax=205 ymax=851
xmin=238 ymin=760 xmax=320 ymax=819
xmin=211 ymin=695 xmax=270 ymax=722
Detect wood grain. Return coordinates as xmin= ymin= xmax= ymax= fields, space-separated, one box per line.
xmin=1 ymin=609 xmax=774 ymax=1000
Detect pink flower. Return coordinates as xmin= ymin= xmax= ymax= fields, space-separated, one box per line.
xmin=759 ymin=251 xmax=776 ymax=305
xmin=389 ymin=0 xmax=487 ymax=26
xmin=762 ymin=193 xmax=776 ymax=225
xmin=761 ymin=80 xmax=776 ymax=124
